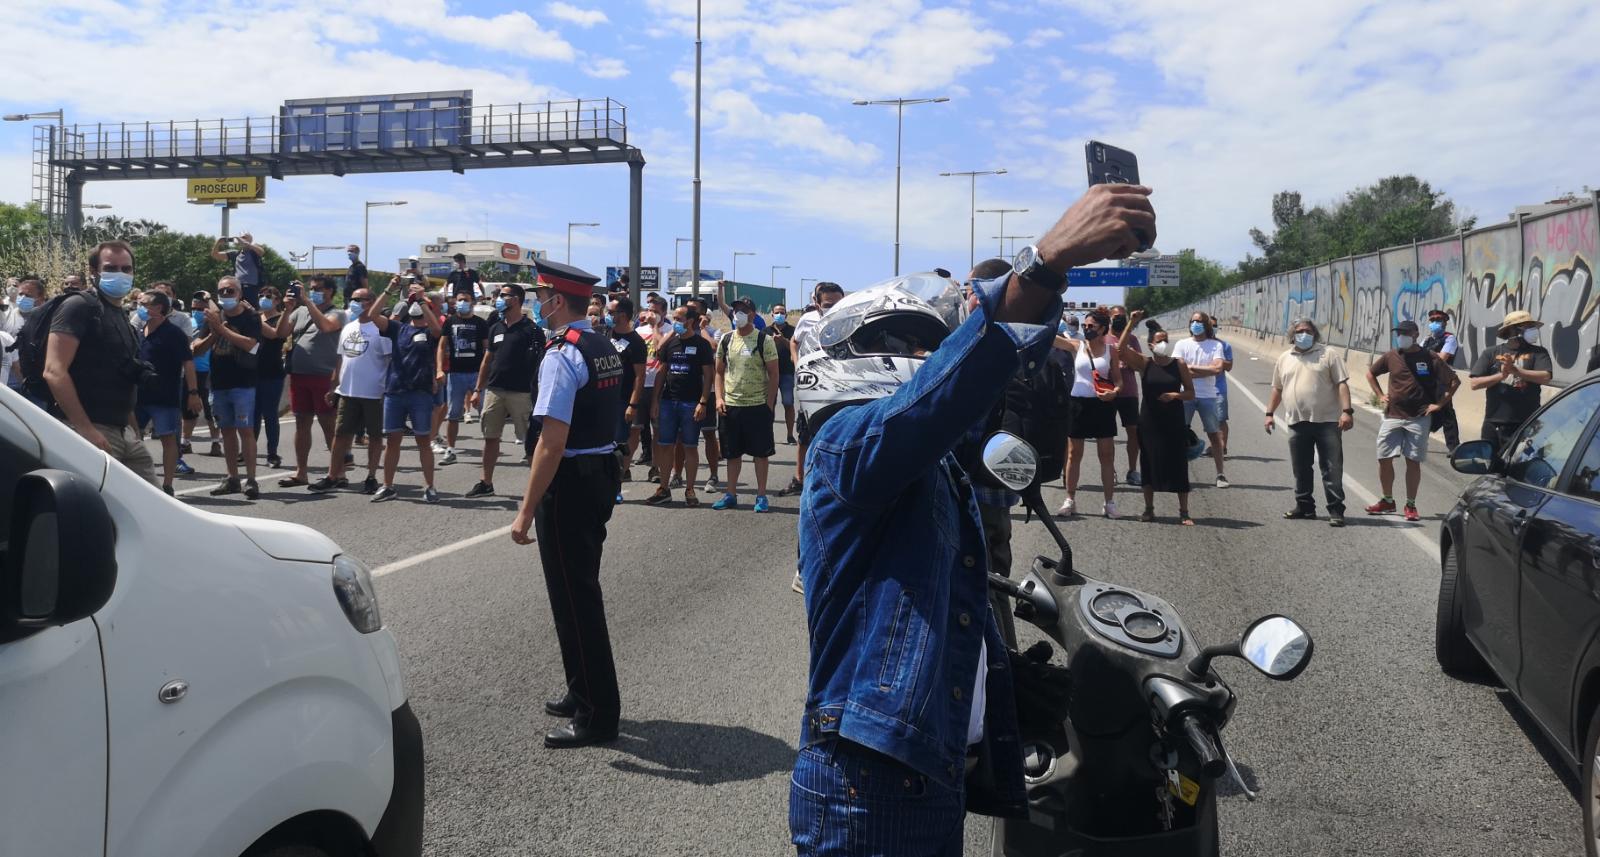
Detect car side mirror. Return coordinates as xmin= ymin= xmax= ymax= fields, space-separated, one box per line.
xmin=0 ymin=469 xmax=118 ymax=640
xmin=1450 ymin=440 xmax=1498 ymax=475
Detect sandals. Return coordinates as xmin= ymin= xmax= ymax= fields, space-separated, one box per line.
xmin=1139 ymin=509 xmax=1155 ymax=523
xmin=277 ymin=475 xmax=308 ymax=488
xmin=1180 ymin=516 xmax=1196 ymax=527
xmin=684 ymin=488 xmax=700 ymax=508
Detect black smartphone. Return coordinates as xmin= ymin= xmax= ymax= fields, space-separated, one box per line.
xmin=286 ymin=283 xmax=303 ymax=300
xmin=1085 ymin=140 xmax=1150 ymax=250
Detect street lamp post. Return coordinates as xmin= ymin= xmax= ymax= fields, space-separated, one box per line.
xmin=770 ymin=265 xmax=790 ymax=288
xmin=992 ymin=234 xmax=1035 ymax=259
xmin=675 ymin=237 xmax=692 ymax=272
xmin=691 ymin=0 xmax=704 ymax=302
xmin=939 ymin=169 xmax=1006 ymax=272
xmin=977 ymin=208 xmax=1029 ymax=257
xmin=364 ymin=200 xmax=407 ymax=266
xmin=567 ymin=222 xmax=600 ymax=264
xmin=5 ymin=109 xmax=66 ymax=239
xmin=731 ymin=251 xmax=757 ymax=286
xmin=311 ymin=244 xmax=346 ymax=272
xmin=852 ymin=97 xmax=949 ymax=276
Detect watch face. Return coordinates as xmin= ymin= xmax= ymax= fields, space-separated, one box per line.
xmin=1014 ymin=245 xmax=1038 ymax=272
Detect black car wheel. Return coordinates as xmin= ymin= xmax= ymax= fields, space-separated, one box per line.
xmin=1436 ymin=544 xmax=1491 ymax=678
xmin=1583 ymin=706 xmax=1600 ymax=857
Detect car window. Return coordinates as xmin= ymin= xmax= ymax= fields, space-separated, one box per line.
xmin=1566 ymin=415 xmax=1600 ymax=502
xmin=1505 ymin=384 xmax=1600 ymax=490
xmin=0 ymin=431 xmax=45 ymax=552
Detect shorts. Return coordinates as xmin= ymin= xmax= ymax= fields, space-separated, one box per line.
xmin=335 ymin=395 xmax=384 ymax=438
xmin=657 ymin=398 xmax=699 ymax=446
xmin=1377 ymin=416 xmax=1429 ymax=462
xmin=1216 ymin=394 xmax=1230 ymax=423
xmin=138 ymin=405 xmax=182 ymax=438
xmin=481 ymin=388 xmax=531 ymax=442
xmin=289 ymin=373 xmax=335 ymax=416
xmin=98 ymin=422 xmax=157 ymax=486
xmin=1067 ymin=396 xmax=1118 ymax=439
xmin=778 ymin=373 xmax=795 ymax=407
xmin=1114 ymin=396 xmax=1139 ymax=429
xmin=632 ymin=385 xmax=655 ymax=427
xmin=446 ymin=371 xmax=478 ymax=421
xmin=1185 ymin=397 xmax=1222 ymax=435
xmin=211 ymin=386 xmax=255 ymax=430
xmin=719 ymin=404 xmax=776 ymax=459
xmin=797 ymin=410 xmax=812 ymax=445
xmin=433 ymin=384 xmax=447 ymax=408
xmin=384 ymin=389 xmax=436 ymax=436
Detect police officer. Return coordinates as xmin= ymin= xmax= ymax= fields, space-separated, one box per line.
xmin=510 ymin=261 xmax=626 ymax=749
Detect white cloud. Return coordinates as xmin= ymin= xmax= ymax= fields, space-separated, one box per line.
xmin=546 ymin=1 xmax=609 ymax=28
xmin=368 ymin=0 xmax=577 ymax=62
xmin=586 ymin=57 xmax=630 ymax=79
xmin=1023 ymin=27 xmax=1064 ymax=48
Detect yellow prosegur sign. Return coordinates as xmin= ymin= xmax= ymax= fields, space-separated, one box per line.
xmin=186 ymin=177 xmax=265 ymax=202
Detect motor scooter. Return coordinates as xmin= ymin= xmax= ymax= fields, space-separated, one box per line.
xmin=976 ymin=432 xmax=1314 ymax=856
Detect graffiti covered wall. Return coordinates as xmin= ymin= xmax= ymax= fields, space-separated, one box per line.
xmin=1461 ymin=224 xmax=1521 ymax=369
xmin=1327 ymin=259 xmax=1353 ymax=347
xmin=1350 ymin=254 xmax=1385 ymax=351
xmin=1522 ymin=207 xmax=1600 ymax=384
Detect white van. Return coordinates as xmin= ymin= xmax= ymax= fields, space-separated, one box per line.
xmin=0 ymin=385 xmax=422 ymax=857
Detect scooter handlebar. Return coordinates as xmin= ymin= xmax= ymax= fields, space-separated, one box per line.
xmin=1178 ymin=714 xmax=1227 ymax=779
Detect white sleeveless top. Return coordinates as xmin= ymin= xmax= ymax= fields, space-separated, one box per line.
xmin=1071 ymin=340 xmax=1111 ymax=398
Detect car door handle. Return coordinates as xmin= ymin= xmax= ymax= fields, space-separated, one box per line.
xmin=1510 ymin=509 xmax=1531 ymax=534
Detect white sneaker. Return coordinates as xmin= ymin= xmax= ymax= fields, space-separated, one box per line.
xmin=1216 ymin=474 xmax=1230 ymax=489
xmin=1056 ymin=496 xmax=1075 ymax=517
xmin=1104 ymin=500 xmax=1118 ymax=519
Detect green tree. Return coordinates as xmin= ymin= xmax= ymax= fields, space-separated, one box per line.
xmin=1123 ymin=250 xmax=1239 ymax=315
xmin=0 ymin=200 xmax=51 ymax=277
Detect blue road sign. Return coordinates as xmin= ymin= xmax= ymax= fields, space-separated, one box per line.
xmin=1067 ymin=267 xmax=1148 ymax=287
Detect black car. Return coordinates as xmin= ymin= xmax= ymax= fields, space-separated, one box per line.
xmin=1436 ymin=374 xmax=1600 ymax=852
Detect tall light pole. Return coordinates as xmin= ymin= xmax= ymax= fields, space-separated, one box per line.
xmin=731 ymin=251 xmax=757 ymax=285
xmin=853 ymin=97 xmax=949 ymax=276
xmin=939 ymin=169 xmax=1006 ymax=271
xmin=364 ymin=200 xmax=407 ymax=266
xmin=691 ymin=0 xmax=703 ymax=302
xmin=81 ymin=203 xmax=111 ymax=210
xmin=5 ymin=109 xmax=66 ymax=238
xmin=567 ymin=221 xmax=599 ymax=263
xmin=675 ymin=237 xmax=692 ymax=272
xmin=993 ymin=234 xmax=1035 ymax=259
xmin=977 ymin=208 xmax=1028 ymax=257
xmin=311 ymin=244 xmax=346 ymax=271
xmin=770 ymin=264 xmax=790 ymax=288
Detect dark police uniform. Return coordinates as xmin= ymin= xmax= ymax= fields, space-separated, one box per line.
xmin=532 ymin=319 xmax=626 ymax=733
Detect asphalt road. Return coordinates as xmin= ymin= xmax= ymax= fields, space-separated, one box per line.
xmin=169 ymin=341 xmax=1580 ymax=857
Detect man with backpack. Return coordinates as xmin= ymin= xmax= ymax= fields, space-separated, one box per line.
xmin=711 ymin=297 xmax=780 ymax=512
xmin=28 ymin=240 xmax=157 ymax=483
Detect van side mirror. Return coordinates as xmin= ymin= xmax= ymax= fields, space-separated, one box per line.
xmin=0 ymin=470 xmax=118 ymax=639
xmin=1450 ymin=440 xmax=1498 ymax=475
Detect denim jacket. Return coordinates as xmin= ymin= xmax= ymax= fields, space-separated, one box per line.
xmin=797 ymin=274 xmax=1061 ymax=814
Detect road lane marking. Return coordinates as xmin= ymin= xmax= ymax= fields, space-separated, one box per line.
xmin=174 ymin=470 xmax=295 ymax=496
xmin=1227 ymin=371 xmax=1438 ymax=561
xmin=372 ymin=525 xmax=514 ymax=577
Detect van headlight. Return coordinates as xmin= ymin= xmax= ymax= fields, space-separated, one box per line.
xmin=332 ymin=554 xmax=383 ymax=633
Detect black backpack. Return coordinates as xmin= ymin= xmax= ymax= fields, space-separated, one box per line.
xmin=18 ymin=290 xmax=102 ymax=406
xmin=990 ymin=357 xmax=1073 ymax=487
xmin=718 ymin=327 xmax=769 ymax=363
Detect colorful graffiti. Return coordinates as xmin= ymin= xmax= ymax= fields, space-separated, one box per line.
xmin=1523 ymin=207 xmax=1600 ymax=384
xmin=1350 ymin=254 xmax=1386 ymax=351
xmin=1461 ymin=225 xmax=1522 ymax=368
xmin=1327 ymin=260 xmax=1353 ymax=347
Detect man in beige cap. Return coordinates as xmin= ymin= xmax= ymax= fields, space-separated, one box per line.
xmin=1468 ymin=309 xmax=1552 ymax=455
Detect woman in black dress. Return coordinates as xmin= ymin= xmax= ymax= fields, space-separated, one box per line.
xmin=1118 ymin=310 xmax=1196 ymax=524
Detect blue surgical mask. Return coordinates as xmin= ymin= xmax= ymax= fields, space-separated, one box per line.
xmin=348 ymin=251 xmax=359 ymax=261
xmin=16 ymin=296 xmax=35 ymax=313
xmin=1190 ymin=321 xmax=1206 ymax=336
xmin=603 ymin=313 xmax=614 ymax=327
xmin=456 ymin=300 xmax=472 ymax=315
xmin=494 ymin=297 xmax=508 ymax=313
xmin=1428 ymin=321 xmax=1444 ymax=335
xmin=135 ymin=306 xmax=150 ymax=322
xmin=673 ymin=321 xmax=686 ymax=335
xmin=348 ymin=301 xmax=364 ymax=316
xmin=773 ymin=313 xmax=787 ymax=324
xmin=1293 ymin=332 xmax=1314 ymax=350
xmin=191 ymin=309 xmax=206 ymax=325
xmin=220 ymin=297 xmax=239 ymax=311
xmin=258 ymin=297 xmax=274 ymax=310
xmin=97 ymin=271 xmax=134 ymax=299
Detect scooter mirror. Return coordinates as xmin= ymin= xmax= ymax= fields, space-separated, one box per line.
xmin=1239 ymin=615 xmax=1314 ymax=680
xmin=978 ymin=431 xmax=1038 ymax=492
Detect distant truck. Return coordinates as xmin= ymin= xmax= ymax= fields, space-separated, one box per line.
xmin=670 ymin=280 xmax=785 ymax=312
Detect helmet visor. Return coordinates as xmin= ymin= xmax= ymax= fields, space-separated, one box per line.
xmin=815 ymin=273 xmax=965 ymax=352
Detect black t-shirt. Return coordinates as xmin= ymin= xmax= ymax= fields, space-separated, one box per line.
xmin=257 ymin=313 xmax=285 ymax=379
xmin=659 ymin=336 xmax=713 ymax=402
xmin=485 ymin=316 xmax=546 ymax=392
xmin=385 ymin=322 xmax=441 ymax=394
xmin=49 ymin=291 xmax=139 ymax=425
xmin=1470 ymin=341 xmax=1554 ymax=425
xmin=446 ymin=269 xmax=482 ymax=296
xmin=345 ymin=260 xmax=368 ymax=302
xmin=771 ymin=321 xmax=796 ymax=374
xmin=612 ymin=329 xmax=647 ymax=403
xmin=445 ymin=315 xmax=491 ymax=374
xmin=208 ymin=308 xmax=263 ymax=390
xmin=136 ymin=320 xmax=192 ymax=408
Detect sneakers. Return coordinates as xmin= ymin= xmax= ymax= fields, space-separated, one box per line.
xmin=209 ymin=477 xmax=241 ymax=496
xmin=464 ymin=411 xmax=479 ymax=424
xmin=1056 ymin=496 xmax=1075 ymax=517
xmin=175 ymin=459 xmax=195 ymax=476
xmin=786 ymin=434 xmax=797 ymax=445
xmin=615 ymin=492 xmax=625 ymax=505
xmin=704 ymin=475 xmax=720 ymax=493
xmin=754 ymin=495 xmax=771 ymax=513
xmin=208 ymin=441 xmax=223 ymax=457
xmin=180 ymin=439 xmax=193 ymax=454
xmin=1103 ymin=500 xmax=1118 ymax=519
xmin=464 ymin=481 xmax=495 ymax=498
xmin=1283 ymin=507 xmax=1316 ymax=520
xmin=1365 ymin=497 xmax=1397 ymax=515
xmin=670 ymin=475 xmax=685 ymax=489
xmin=266 ymin=454 xmax=282 ymax=469
xmin=423 ymin=487 xmax=440 ymax=504
xmin=1328 ymin=512 xmax=1347 ymax=527
xmin=362 ymin=475 xmax=380 ymax=495
xmin=792 ymin=570 xmax=805 ymax=594
xmin=307 ymin=475 xmax=343 ymax=493
xmin=645 ymin=487 xmax=673 ymax=506
xmin=712 ymin=493 xmax=738 ymax=510
xmin=1215 ymin=474 xmax=1230 ymax=489
xmin=243 ymin=479 xmax=260 ymax=500
xmin=777 ymin=477 xmax=804 ymax=497
xmin=1403 ymin=502 xmax=1420 ymax=522
xmin=430 ymin=439 xmax=448 ymax=454
xmin=371 ymin=485 xmax=398 ymax=503
xmin=162 ymin=484 xmax=175 ymax=497
xmin=1127 ymin=470 xmax=1142 ymax=486
xmin=439 ymin=449 xmax=457 ymax=466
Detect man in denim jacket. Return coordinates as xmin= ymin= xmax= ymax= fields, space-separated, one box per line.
xmin=791 ymin=184 xmax=1157 ymax=855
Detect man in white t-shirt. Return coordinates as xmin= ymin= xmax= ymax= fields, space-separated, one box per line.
xmin=310 ymin=286 xmax=394 ymax=494
xmin=1171 ymin=311 xmax=1231 ymax=488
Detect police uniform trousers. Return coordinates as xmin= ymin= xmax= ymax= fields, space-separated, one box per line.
xmin=533 ymin=452 xmax=623 ymax=729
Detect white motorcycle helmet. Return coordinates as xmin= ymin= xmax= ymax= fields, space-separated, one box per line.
xmin=795 ymin=272 xmax=967 ymax=435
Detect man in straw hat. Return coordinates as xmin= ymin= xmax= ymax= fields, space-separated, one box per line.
xmin=1468 ymin=309 xmax=1552 ymax=456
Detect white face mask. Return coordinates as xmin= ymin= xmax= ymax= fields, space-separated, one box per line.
xmin=733 ymin=311 xmax=750 ymax=328
xmin=1151 ymin=340 xmax=1173 ymax=358
xmin=1521 ymin=327 xmax=1540 ymax=345
xmin=1293 ymin=332 xmax=1315 ymax=351
xmin=1396 ymin=335 xmax=1415 ymax=350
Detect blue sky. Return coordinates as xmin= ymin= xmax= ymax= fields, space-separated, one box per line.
xmin=2 ymin=0 xmax=1598 ymax=310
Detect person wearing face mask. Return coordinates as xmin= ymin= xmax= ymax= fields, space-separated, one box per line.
xmin=251 ymin=286 xmax=288 ymax=469
xmin=5 ymin=277 xmax=45 ymax=398
xmin=1 ymin=275 xmax=42 ymax=338
xmin=1172 ymin=312 xmax=1231 ymax=488
xmin=711 ymin=298 xmax=780 ymax=512
xmin=1421 ymin=309 xmax=1461 ymax=451
xmin=1264 ymin=318 xmax=1354 ymax=526
xmin=134 ymin=291 xmax=201 ymax=495
xmin=766 ymin=303 xmax=799 ymax=445
xmin=1366 ymin=320 xmax=1457 ymax=522
xmin=1061 ymin=313 xmax=1081 ymax=339
xmin=40 ymin=240 xmax=158 ymax=484
xmin=1468 ymin=310 xmax=1553 ymax=457
xmin=308 ymin=284 xmax=392 ymax=494
xmin=274 ymin=276 xmax=348 ymax=486
xmin=465 ymin=284 xmax=547 ymax=498
xmin=192 ymin=276 xmax=266 ymax=499
xmin=645 ymin=305 xmax=714 ymax=507
xmin=1053 ymin=308 xmax=1123 ymax=518
xmin=344 ymin=244 xmax=368 ymax=305
xmin=445 ymin=253 xmax=483 ymax=301
xmin=1117 ymin=309 xmax=1196 ymax=524
xmin=181 ymin=291 xmax=222 ymax=460
xmin=607 ymin=296 xmax=649 ymax=484
xmin=1108 ymin=305 xmax=1143 ymax=486
xmin=372 ymin=283 xmax=445 ymax=503
xmin=779 ymin=281 xmax=846 ymax=502
xmin=211 ymin=233 xmax=266 ymax=305
xmin=437 ymin=288 xmax=491 ymax=466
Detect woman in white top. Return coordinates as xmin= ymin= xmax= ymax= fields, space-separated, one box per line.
xmin=1054 ymin=308 xmax=1123 ymax=518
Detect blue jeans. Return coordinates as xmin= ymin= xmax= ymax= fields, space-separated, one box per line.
xmin=656 ymin=398 xmax=699 ymax=445
xmin=253 ymin=375 xmax=285 ymax=456
xmin=138 ymin=405 xmax=182 ymax=438
xmin=1184 ymin=397 xmax=1222 ymax=434
xmin=211 ymin=386 xmax=255 ymax=429
xmin=790 ymin=739 xmax=965 ymax=856
xmin=384 ymin=389 xmax=435 ymax=436
xmin=446 ymin=371 xmax=478 ymax=421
